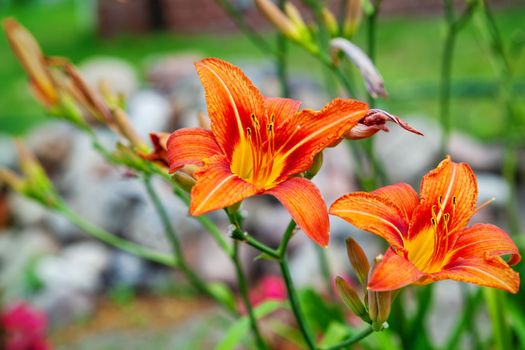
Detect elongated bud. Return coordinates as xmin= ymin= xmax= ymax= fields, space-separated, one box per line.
xmin=3 ymin=18 xmax=58 ymax=107
xmin=344 ymin=108 xmax=424 ymax=140
xmin=330 ymin=38 xmax=386 ymax=99
xmin=172 ymin=165 xmax=197 ymax=192
xmin=343 ymin=0 xmax=363 ymax=38
xmin=321 ymin=7 xmax=339 ymax=37
xmin=335 ymin=276 xmax=370 ymax=322
xmin=346 ymin=238 xmax=370 ymax=285
xmin=256 ymin=0 xmax=300 ymax=41
xmin=112 ymin=108 xmax=148 ymax=151
xmin=0 ymin=169 xmax=24 ymax=192
xmin=367 ymin=254 xmax=392 ymax=331
xmin=284 ymin=2 xmax=306 ymax=32
xmin=304 ymin=152 xmax=323 ymax=179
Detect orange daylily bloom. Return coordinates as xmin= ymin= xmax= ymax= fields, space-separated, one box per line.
xmin=330 ymin=157 xmax=521 ymax=293
xmin=167 ymin=58 xmax=369 ymax=246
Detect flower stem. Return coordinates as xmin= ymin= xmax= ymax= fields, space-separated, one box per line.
xmin=484 ymin=288 xmax=511 ymax=350
xmin=56 ymin=201 xmax=176 ymax=266
xmin=276 ymin=0 xmax=290 ymax=98
xmin=315 ymin=244 xmax=334 ymax=298
xmin=232 ymin=240 xmax=269 ymax=350
xmin=321 ymin=325 xmax=374 ymax=350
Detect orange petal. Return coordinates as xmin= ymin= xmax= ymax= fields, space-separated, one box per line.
xmin=409 ymin=157 xmax=477 ymax=240
xmin=450 ymin=224 xmax=521 ymax=265
xmin=195 ymin=58 xmax=265 ymax=158
xmin=264 ymin=97 xmax=301 ymax=125
xmin=368 ymin=248 xmax=424 ymax=291
xmin=372 ymin=183 xmax=420 ymax=225
xmin=431 ymin=256 xmax=520 ymax=293
xmin=138 ymin=132 xmax=170 ymax=166
xmin=330 ymin=192 xmax=407 ymax=250
xmin=267 ymin=177 xmax=329 ymax=247
xmin=190 ymin=155 xmax=258 ymax=215
xmin=167 ymin=128 xmax=221 ymax=172
xmin=276 ymin=98 xmax=368 ymax=179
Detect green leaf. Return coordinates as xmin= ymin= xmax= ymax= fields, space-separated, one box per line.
xmin=214 ymin=300 xmax=284 ymax=350
xmin=299 ymin=287 xmax=345 ymax=333
xmin=207 ymin=282 xmax=237 ymax=314
xmin=319 ymin=322 xmax=352 ymax=347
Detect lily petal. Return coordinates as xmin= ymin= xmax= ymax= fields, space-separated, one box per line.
xmin=276 ymin=98 xmax=368 ymax=179
xmin=330 ymin=192 xmax=407 ymax=249
xmin=372 ymin=183 xmax=419 ymax=225
xmin=190 ymin=155 xmax=258 ymax=215
xmin=137 ymin=132 xmax=170 ymax=166
xmin=167 ymin=128 xmax=221 ymax=172
xmin=368 ymin=248 xmax=424 ymax=291
xmin=264 ymin=97 xmax=301 ymax=125
xmin=409 ymin=157 xmax=477 ymax=240
xmin=431 ymin=256 xmax=520 ymax=294
xmin=450 ymin=224 xmax=521 ymax=265
xmin=195 ymin=58 xmax=266 ymax=158
xmin=267 ymin=177 xmax=329 ymax=247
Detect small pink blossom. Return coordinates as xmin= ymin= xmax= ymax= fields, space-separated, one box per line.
xmin=1 ymin=302 xmax=50 ymax=350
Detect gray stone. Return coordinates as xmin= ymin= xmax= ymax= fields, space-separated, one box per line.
xmin=104 ymin=250 xmax=147 ymax=288
xmin=79 ymin=56 xmax=139 ymax=98
xmin=127 ymin=90 xmax=172 ymax=141
xmin=9 ymin=193 xmax=48 ymax=226
xmin=449 ymin=132 xmax=503 ymax=171
xmin=145 ymin=53 xmax=202 ymax=92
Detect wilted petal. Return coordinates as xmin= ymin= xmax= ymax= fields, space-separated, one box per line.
xmin=344 ymin=109 xmax=423 ymax=140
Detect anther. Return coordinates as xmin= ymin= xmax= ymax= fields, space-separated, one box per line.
xmin=246 ymin=127 xmax=251 ymax=136
xmin=431 ymin=218 xmax=437 ymax=228
xmin=438 ymin=196 xmax=443 ymax=206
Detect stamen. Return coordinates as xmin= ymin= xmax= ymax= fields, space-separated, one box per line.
xmin=438 ymin=196 xmax=443 ymax=206
xmin=431 ymin=218 xmax=436 ymax=228
xmin=474 ymin=197 xmax=496 ymax=215
xmin=431 ymin=205 xmax=437 ymax=220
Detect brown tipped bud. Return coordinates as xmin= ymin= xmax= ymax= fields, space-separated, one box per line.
xmin=346 ymin=238 xmax=370 ymax=285
xmin=367 ymin=254 xmax=392 ymax=331
xmin=343 ymin=0 xmax=363 ymax=38
xmin=321 ymin=7 xmax=339 ymax=37
xmin=304 ymin=152 xmax=323 ymax=179
xmin=0 ymin=169 xmax=24 ymax=192
xmin=343 ymin=109 xmax=424 ymax=140
xmin=256 ymin=0 xmax=300 ymax=41
xmin=335 ymin=276 xmax=370 ymax=322
xmin=330 ymin=38 xmax=386 ymax=99
xmin=3 ymin=18 xmax=59 ymax=107
xmin=112 ymin=108 xmax=147 ymax=151
xmin=172 ymin=166 xmax=197 ymax=193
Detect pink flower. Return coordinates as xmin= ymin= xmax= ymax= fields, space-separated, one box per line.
xmin=250 ymin=276 xmax=287 ymax=306
xmin=2 ymin=302 xmax=50 ymax=350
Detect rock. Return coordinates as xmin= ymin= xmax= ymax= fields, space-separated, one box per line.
xmin=375 ymin=116 xmax=441 ymax=183
xmin=449 ymin=132 xmax=503 ymax=171
xmin=104 ymin=250 xmax=147 ymax=288
xmin=0 ymin=136 xmax=16 ymax=168
xmin=9 ymin=193 xmax=48 ymax=226
xmin=476 ymin=172 xmax=509 ymax=205
xmin=36 ymin=241 xmax=110 ymax=294
xmin=145 ymin=53 xmax=202 ymax=92
xmin=127 ymin=90 xmax=172 ymax=141
xmin=79 ymin=56 xmax=139 ymax=97
xmin=0 ymin=229 xmax=58 ymax=302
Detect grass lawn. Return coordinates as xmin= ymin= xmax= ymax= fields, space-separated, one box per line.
xmin=0 ymin=1 xmax=523 ymax=140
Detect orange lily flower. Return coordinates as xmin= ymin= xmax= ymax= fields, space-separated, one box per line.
xmin=330 ymin=157 xmax=521 ymax=293
xmin=167 ymin=58 xmax=369 ymax=246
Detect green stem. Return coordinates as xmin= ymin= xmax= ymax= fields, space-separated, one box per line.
xmin=277 ymin=220 xmax=297 ymax=257
xmin=57 ymin=201 xmax=176 ymax=266
xmin=279 ymin=253 xmax=316 ymax=350
xmin=314 ymin=244 xmax=334 ymax=298
xmin=276 ymin=0 xmax=290 ymax=98
xmin=232 ymin=240 xmax=269 ymax=350
xmin=484 ymin=288 xmax=510 ymax=350
xmin=321 ymin=326 xmax=374 ymax=350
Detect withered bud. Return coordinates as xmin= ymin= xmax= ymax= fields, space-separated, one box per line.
xmin=256 ymin=0 xmax=301 ymax=41
xmin=343 ymin=0 xmax=363 ymax=38
xmin=330 ymin=38 xmax=386 ymax=99
xmin=3 ymin=18 xmax=58 ymax=106
xmin=344 ymin=108 xmax=424 ymax=140
xmin=346 ymin=238 xmax=370 ymax=286
xmin=335 ymin=276 xmax=370 ymax=322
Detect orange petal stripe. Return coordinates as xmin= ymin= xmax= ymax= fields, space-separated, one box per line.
xmin=372 ymin=183 xmax=420 ymax=224
xmin=167 ymin=128 xmax=221 ymax=172
xmin=190 ymin=155 xmax=258 ymax=215
xmin=267 ymin=177 xmax=330 ymax=247
xmin=264 ymin=97 xmax=301 ymax=125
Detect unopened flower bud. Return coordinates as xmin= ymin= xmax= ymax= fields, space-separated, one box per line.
xmin=112 ymin=108 xmax=148 ymax=151
xmin=304 ymin=152 xmax=323 ymax=179
xmin=346 ymin=238 xmax=370 ymax=285
xmin=321 ymin=7 xmax=339 ymax=37
xmin=343 ymin=0 xmax=363 ymax=38
xmin=335 ymin=276 xmax=370 ymax=322
xmin=330 ymin=38 xmax=386 ymax=99
xmin=256 ymin=0 xmax=300 ymax=41
xmin=0 ymin=169 xmax=24 ymax=192
xmin=367 ymin=254 xmax=392 ymax=331
xmin=172 ymin=165 xmax=197 ymax=193
xmin=3 ymin=18 xmax=59 ymax=107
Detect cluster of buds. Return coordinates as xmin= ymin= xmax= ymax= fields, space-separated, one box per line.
xmin=335 ymin=238 xmax=393 ymax=331
xmin=3 ymin=19 xmax=147 ymax=153
xmin=0 ymin=141 xmax=61 ymax=210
